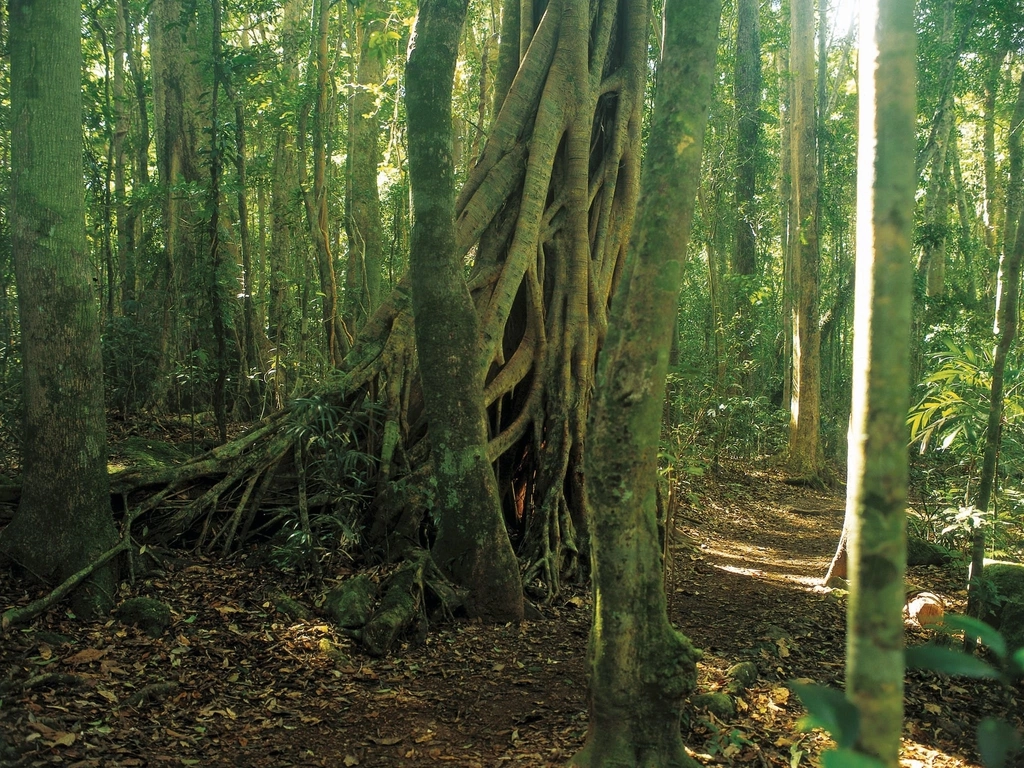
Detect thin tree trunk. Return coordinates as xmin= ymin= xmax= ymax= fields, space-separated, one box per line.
xmin=779 ymin=40 xmax=794 ymax=410
xmin=208 ymin=0 xmax=228 ymax=443
xmin=983 ymin=48 xmax=1004 ymax=256
xmin=845 ymin=2 xmax=915 ymax=761
xmin=303 ymin=0 xmax=344 ymax=367
xmin=344 ymin=0 xmax=385 ymax=333
xmin=788 ymin=0 xmax=821 ymax=478
xmin=113 ymin=0 xmax=133 ymax=311
xmin=234 ymin=95 xmax=261 ymax=417
xmin=732 ymin=0 xmax=760 ymax=388
xmin=268 ymin=0 xmax=305 ymax=404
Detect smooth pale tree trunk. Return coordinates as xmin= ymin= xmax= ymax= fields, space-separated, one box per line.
xmin=1 ymin=0 xmax=119 ymax=618
xmin=787 ymin=0 xmax=821 ymax=478
xmin=964 ymin=72 xmax=1024 ymax=647
xmin=569 ymin=0 xmax=721 ymax=764
xmin=406 ymin=0 xmax=524 ymax=622
xmin=845 ymin=0 xmax=915 ymax=763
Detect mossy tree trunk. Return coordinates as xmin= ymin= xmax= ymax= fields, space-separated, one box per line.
xmin=406 ymin=0 xmax=525 ymax=622
xmin=0 ymin=0 xmax=119 ymax=619
xmin=568 ymin=0 xmax=721 ymax=764
xmin=965 ymin=72 xmax=1024 ymax=646
xmin=844 ymin=0 xmax=915 ymax=763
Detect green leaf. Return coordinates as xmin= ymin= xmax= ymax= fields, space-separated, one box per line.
xmin=938 ymin=615 xmax=1007 ymax=660
xmin=1012 ymin=648 xmax=1024 ymax=674
xmin=905 ymin=644 xmax=1000 ymax=679
xmin=822 ymin=749 xmax=887 ymax=768
xmin=789 ymin=682 xmax=859 ymax=749
xmin=977 ymin=717 xmax=1022 ymax=768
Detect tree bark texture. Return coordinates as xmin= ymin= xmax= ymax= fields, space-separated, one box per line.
xmin=406 ymin=0 xmax=525 ymax=622
xmin=1 ymin=0 xmax=119 ymax=618
xmin=845 ymin=1 xmax=915 ymax=763
xmin=569 ymin=0 xmax=721 ymax=764
xmin=787 ymin=0 xmax=822 ymax=478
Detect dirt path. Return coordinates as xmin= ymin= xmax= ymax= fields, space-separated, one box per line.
xmin=0 ymin=463 xmax=1012 ymax=767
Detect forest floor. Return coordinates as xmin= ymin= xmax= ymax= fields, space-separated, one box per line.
xmin=1 ymin=459 xmax=1021 ymax=767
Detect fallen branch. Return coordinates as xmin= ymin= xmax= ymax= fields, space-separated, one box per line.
xmin=1 ymin=537 xmax=130 ymax=631
xmin=21 ymin=673 xmax=86 ymax=691
xmin=123 ymin=681 xmax=179 ymax=708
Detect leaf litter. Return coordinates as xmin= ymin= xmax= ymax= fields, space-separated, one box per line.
xmin=1 ymin=460 xmax=1019 ymax=767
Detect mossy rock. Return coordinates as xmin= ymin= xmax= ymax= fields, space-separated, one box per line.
xmin=324 ymin=574 xmax=378 ymax=630
xmin=907 ymin=536 xmax=956 ymax=567
xmin=980 ymin=561 xmax=1024 ymax=650
xmin=273 ymin=593 xmax=313 ymax=622
xmin=726 ymin=661 xmax=759 ymax=694
xmin=363 ymin=566 xmax=419 ymax=656
xmin=692 ymin=692 xmax=735 ymax=720
xmin=115 ymin=597 xmax=172 ymax=637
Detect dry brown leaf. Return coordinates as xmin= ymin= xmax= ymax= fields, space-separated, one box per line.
xmin=65 ymin=648 xmax=108 ymax=665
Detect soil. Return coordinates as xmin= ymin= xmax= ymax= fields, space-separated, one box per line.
xmin=1 ymin=460 xmax=1020 ymax=767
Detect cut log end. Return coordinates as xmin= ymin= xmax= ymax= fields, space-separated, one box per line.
xmin=906 ymin=591 xmax=945 ymax=627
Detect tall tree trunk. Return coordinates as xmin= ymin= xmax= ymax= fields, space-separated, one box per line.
xmin=268 ymin=0 xmax=305 ymax=404
xmin=917 ymin=0 xmax=955 ymax=299
xmin=983 ymin=48 xmax=1003 ymax=256
xmin=113 ymin=0 xmax=133 ymax=311
xmin=964 ymin=72 xmax=1024 ymax=648
xmin=949 ymin=139 xmax=978 ymax=304
xmin=233 ymin=96 xmax=261 ymax=417
xmin=150 ymin=0 xmax=207 ymax=406
xmin=406 ymin=0 xmax=525 ymax=622
xmin=1 ymin=0 xmax=119 ymax=618
xmin=732 ymin=0 xmax=760 ymax=387
xmin=302 ymin=0 xmax=344 ymax=367
xmin=569 ymin=0 xmax=721 ymax=763
xmin=125 ymin=4 xmax=149 ymax=189
xmin=844 ymin=1 xmax=915 ymax=763
xmin=344 ymin=0 xmax=386 ymax=333
xmin=787 ymin=0 xmax=821 ymax=477
xmin=779 ymin=40 xmax=794 ymax=410
xmin=208 ymin=0 xmax=228 ymax=443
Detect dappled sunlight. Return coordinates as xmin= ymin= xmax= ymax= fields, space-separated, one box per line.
xmin=703 ymin=546 xmax=827 ymax=583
